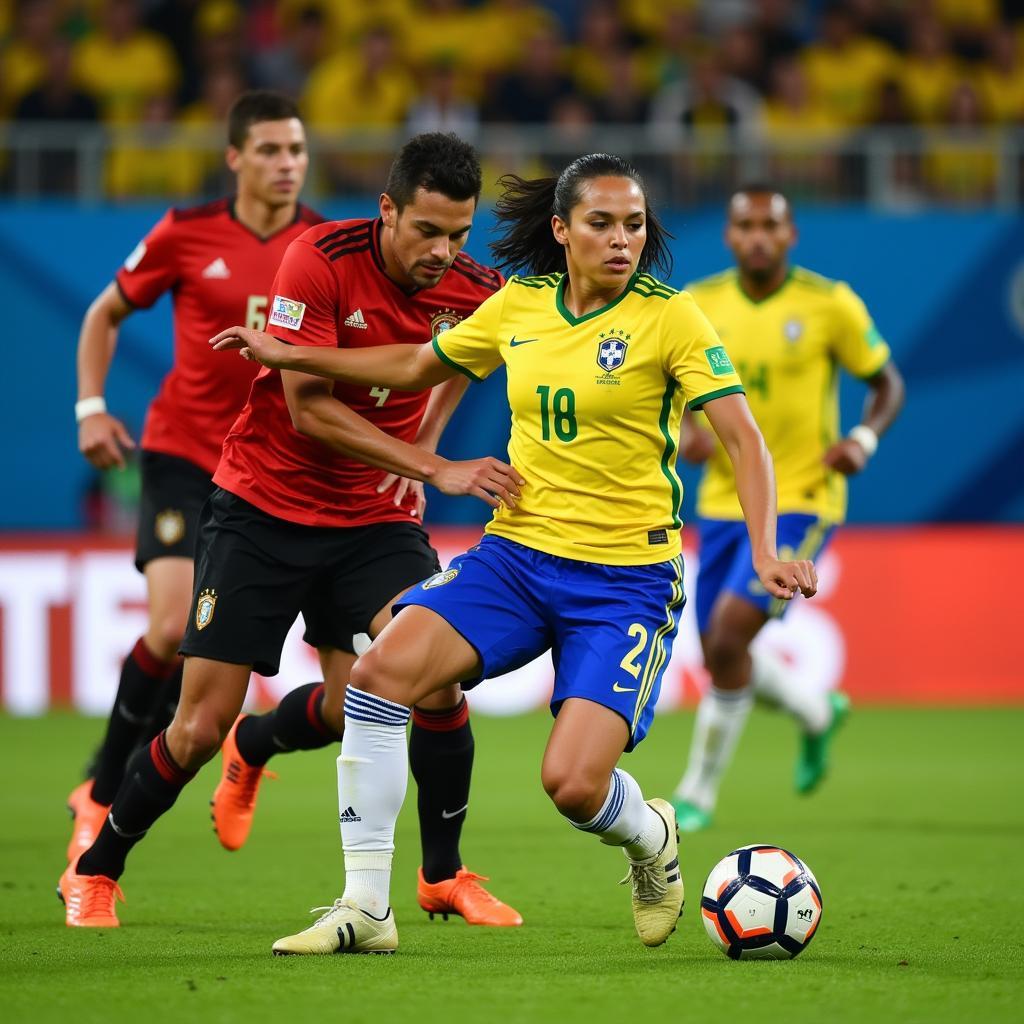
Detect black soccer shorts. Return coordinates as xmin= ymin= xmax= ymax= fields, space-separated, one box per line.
xmin=135 ymin=449 xmax=215 ymax=571
xmin=179 ymin=487 xmax=440 ymax=674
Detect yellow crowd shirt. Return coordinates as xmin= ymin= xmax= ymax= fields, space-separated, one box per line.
xmin=433 ymin=272 xmax=744 ymax=565
xmin=687 ymin=266 xmax=891 ymax=524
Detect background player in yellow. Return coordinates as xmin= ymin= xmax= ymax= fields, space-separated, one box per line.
xmin=212 ymin=155 xmax=817 ymax=954
xmin=672 ymin=186 xmax=905 ymax=833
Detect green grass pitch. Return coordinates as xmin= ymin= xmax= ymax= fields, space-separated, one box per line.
xmin=2 ymin=708 xmax=1021 ymax=1023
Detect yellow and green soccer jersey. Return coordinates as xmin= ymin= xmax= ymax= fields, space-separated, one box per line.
xmin=432 ymin=271 xmax=744 ymax=565
xmin=687 ymin=266 xmax=891 ymax=524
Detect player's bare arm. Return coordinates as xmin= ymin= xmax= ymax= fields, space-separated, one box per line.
xmin=211 ymin=325 xmax=452 ymax=390
xmin=76 ymin=282 xmax=137 ymax=470
xmin=823 ymin=360 xmax=906 ymax=476
xmin=282 ymin=372 xmax=523 ymax=509
xmin=378 ymin=375 xmax=471 ymax=515
xmin=703 ymin=393 xmax=817 ymax=601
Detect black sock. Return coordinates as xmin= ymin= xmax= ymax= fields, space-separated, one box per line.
xmin=409 ymin=698 xmax=473 ymax=884
xmin=90 ymin=638 xmax=179 ymax=805
xmin=234 ymin=682 xmax=340 ymax=767
xmin=78 ymin=731 xmax=195 ymax=880
xmin=136 ymin=662 xmax=183 ymax=749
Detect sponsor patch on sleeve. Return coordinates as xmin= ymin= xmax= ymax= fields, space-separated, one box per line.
xmin=704 ymin=345 xmax=735 ymax=376
xmin=268 ymin=295 xmax=306 ymax=331
xmin=123 ymin=240 xmax=147 ymax=272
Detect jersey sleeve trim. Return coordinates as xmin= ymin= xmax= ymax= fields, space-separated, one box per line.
xmin=851 ymin=351 xmax=891 ymax=381
xmin=113 ymin=277 xmax=140 ymax=309
xmin=688 ymin=384 xmax=746 ymax=410
xmin=431 ymin=335 xmax=483 ymax=382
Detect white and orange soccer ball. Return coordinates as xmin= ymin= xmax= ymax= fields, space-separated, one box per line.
xmin=700 ymin=845 xmax=823 ymax=960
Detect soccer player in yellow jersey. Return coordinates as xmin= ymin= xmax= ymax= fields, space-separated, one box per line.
xmin=211 ymin=155 xmax=817 ymax=954
xmin=671 ymin=186 xmax=905 ymax=833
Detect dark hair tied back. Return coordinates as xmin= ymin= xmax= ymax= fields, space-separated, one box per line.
xmin=490 ymin=153 xmax=673 ymax=278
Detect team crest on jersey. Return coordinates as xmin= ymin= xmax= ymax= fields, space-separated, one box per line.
xmin=154 ymin=509 xmax=185 ymax=546
xmin=268 ymin=295 xmax=306 ymax=331
xmin=595 ymin=328 xmax=630 ymax=385
xmin=430 ymin=308 xmax=462 ymax=337
xmin=784 ymin=318 xmax=803 ymax=343
xmin=195 ymin=589 xmax=217 ymax=630
xmin=422 ymin=568 xmax=459 ymax=590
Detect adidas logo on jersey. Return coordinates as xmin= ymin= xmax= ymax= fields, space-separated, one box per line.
xmin=201 ymin=257 xmax=231 ymax=279
xmin=339 ymin=806 xmax=362 ymax=823
xmin=344 ymin=309 xmax=369 ymax=329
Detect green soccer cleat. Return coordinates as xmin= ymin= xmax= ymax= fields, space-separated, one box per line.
xmin=796 ymin=691 xmax=851 ymax=795
xmin=272 ymin=898 xmax=398 ymax=956
xmin=619 ymin=798 xmax=685 ymax=947
xmin=672 ymin=797 xmax=713 ymax=833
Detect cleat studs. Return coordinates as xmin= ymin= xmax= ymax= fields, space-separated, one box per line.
xmin=428 ymin=912 xmax=435 ymax=920
xmin=442 ymin=912 xmax=449 ymax=921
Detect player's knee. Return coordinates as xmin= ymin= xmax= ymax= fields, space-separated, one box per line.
xmin=703 ymin=630 xmax=747 ymax=678
xmin=167 ymin=710 xmax=228 ymax=771
xmin=542 ymin=766 xmax=604 ymax=821
xmin=146 ymin=612 xmax=187 ymax=662
xmin=349 ymin=648 xmax=404 ymax=702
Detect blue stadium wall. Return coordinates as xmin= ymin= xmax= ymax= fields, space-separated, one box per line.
xmin=1 ymin=201 xmax=1022 ymax=529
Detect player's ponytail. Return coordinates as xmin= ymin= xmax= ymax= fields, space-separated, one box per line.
xmin=490 ymin=154 xmax=673 ymax=278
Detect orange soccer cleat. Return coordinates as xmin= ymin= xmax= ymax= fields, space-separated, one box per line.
xmin=58 ymin=859 xmax=125 ymax=927
xmin=417 ymin=867 xmax=523 ymax=927
xmin=66 ymin=781 xmax=111 ymax=863
xmin=210 ymin=716 xmax=275 ymax=851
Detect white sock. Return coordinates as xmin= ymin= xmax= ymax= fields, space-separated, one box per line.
xmin=750 ymin=647 xmax=831 ymax=734
xmin=569 ymin=768 xmax=667 ymax=862
xmin=337 ymin=686 xmax=410 ymax=918
xmin=675 ymin=685 xmax=753 ymax=813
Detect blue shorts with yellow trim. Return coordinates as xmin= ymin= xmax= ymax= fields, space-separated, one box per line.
xmin=394 ymin=534 xmax=685 ymax=751
xmin=695 ymin=514 xmax=835 ymax=634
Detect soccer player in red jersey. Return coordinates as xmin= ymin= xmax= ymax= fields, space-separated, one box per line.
xmin=67 ymin=91 xmax=321 ymax=863
xmin=61 ymin=133 xmax=525 ymax=937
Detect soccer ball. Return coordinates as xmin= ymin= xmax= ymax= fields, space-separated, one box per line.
xmin=700 ymin=844 xmax=822 ymax=960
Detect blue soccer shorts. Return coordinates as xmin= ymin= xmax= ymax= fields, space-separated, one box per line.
xmin=394 ymin=534 xmax=686 ymax=751
xmin=694 ymin=513 xmax=835 ymax=635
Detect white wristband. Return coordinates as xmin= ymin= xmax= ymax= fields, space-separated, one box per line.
xmin=75 ymin=396 xmax=107 ymax=423
xmin=848 ymin=424 xmax=879 ymax=457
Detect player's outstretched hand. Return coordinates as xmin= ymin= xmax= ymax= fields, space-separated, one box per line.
xmin=754 ymin=556 xmax=818 ymax=602
xmin=822 ymin=438 xmax=868 ymax=476
xmin=209 ymin=326 xmax=293 ymax=369
xmin=79 ymin=412 xmax=135 ymax=470
xmin=433 ymin=457 xmax=525 ymax=509
xmin=377 ymin=472 xmax=426 ymax=518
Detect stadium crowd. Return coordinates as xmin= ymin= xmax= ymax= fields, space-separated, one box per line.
xmin=3 ymin=0 xmax=1024 ymax=201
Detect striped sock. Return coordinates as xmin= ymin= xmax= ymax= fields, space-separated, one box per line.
xmin=338 ymin=686 xmax=411 ymax=917
xmin=569 ymin=768 xmax=667 ymax=861
xmin=78 ymin=731 xmax=196 ymax=880
xmin=410 ymin=698 xmax=473 ymax=883
xmin=235 ymin=682 xmax=340 ymax=766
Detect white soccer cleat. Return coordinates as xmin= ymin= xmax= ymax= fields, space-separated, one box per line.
xmin=619 ymin=797 xmax=685 ymax=947
xmin=271 ymin=898 xmax=398 ymax=956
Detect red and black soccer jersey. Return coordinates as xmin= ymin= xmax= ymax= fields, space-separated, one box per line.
xmin=214 ymin=218 xmax=504 ymax=528
xmin=115 ymin=198 xmax=324 ymax=475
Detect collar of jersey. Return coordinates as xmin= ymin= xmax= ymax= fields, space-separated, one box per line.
xmin=228 ymin=197 xmax=304 ymax=244
xmin=555 ymin=271 xmax=639 ymax=326
xmin=734 ymin=266 xmax=794 ymax=306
